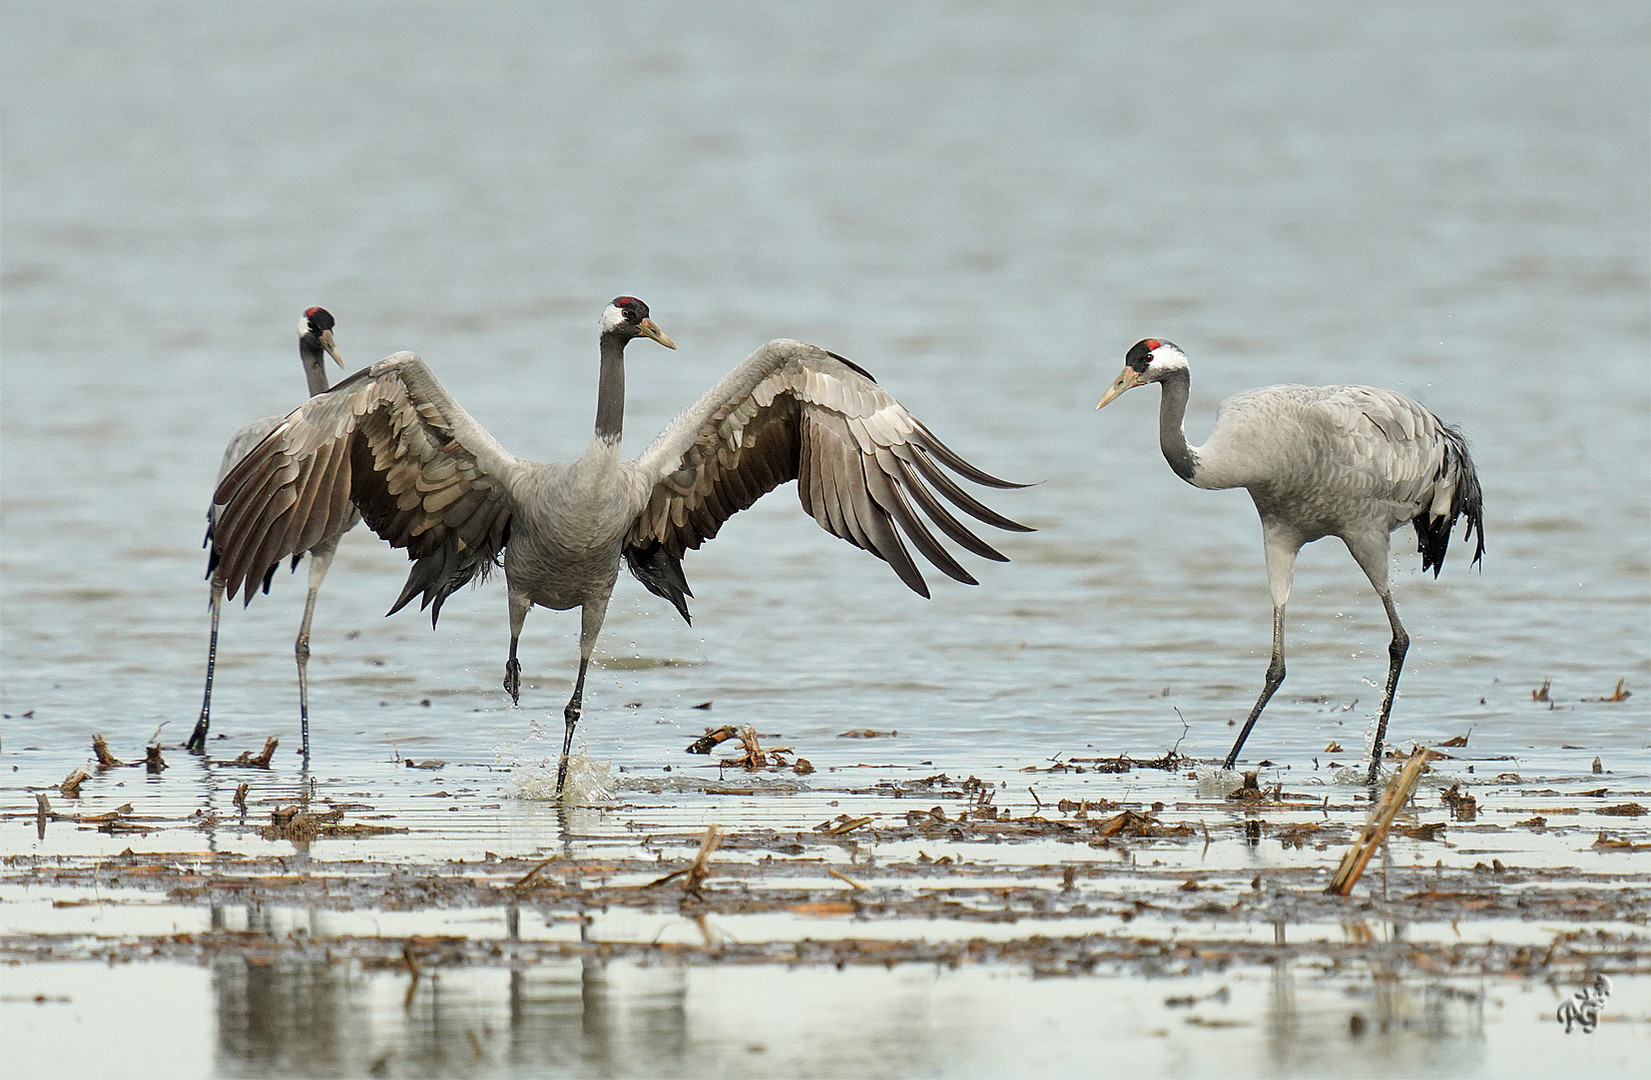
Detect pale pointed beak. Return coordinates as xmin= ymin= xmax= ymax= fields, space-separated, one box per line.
xmin=321 ymin=329 xmax=343 ymax=367
xmin=1095 ymin=366 xmax=1144 ymax=410
xmin=637 ymin=317 xmax=676 ymax=350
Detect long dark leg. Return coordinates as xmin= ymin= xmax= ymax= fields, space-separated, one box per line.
xmin=1343 ymin=532 xmax=1404 ymax=786
xmin=505 ymin=640 xmax=521 ymax=704
xmin=187 ymin=578 xmax=226 ymax=753
xmin=554 ymin=655 xmax=591 ymax=796
xmin=1226 ymin=530 xmax=1300 ymax=770
xmin=1225 ymin=605 xmax=1286 ymax=768
xmin=504 ymin=592 xmax=529 ymax=706
xmin=1368 ymin=589 xmax=1409 ymax=786
xmin=293 ymin=540 xmax=339 ymax=761
xmin=555 ymin=597 xmax=611 ymax=798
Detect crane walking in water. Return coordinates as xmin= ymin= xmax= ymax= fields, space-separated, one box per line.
xmin=208 ymin=298 xmax=1030 ymax=793
xmin=1095 ymin=339 xmax=1483 ymax=784
xmin=188 ymin=308 xmax=352 ymax=759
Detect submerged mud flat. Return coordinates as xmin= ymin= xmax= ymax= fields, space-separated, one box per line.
xmin=3 ymin=733 xmax=1648 ymax=1078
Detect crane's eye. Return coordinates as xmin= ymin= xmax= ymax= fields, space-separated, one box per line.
xmin=610 ymin=296 xmax=646 ymax=322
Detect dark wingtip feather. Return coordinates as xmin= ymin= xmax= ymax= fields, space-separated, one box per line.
xmin=905 ymin=445 xmax=1035 ymax=534
xmin=912 ymin=420 xmax=1035 ymax=490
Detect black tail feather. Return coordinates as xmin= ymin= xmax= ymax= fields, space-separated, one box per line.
xmin=624 ymin=540 xmax=693 ymax=624
xmin=1415 ymin=423 xmax=1485 ymax=578
xmin=387 ymin=546 xmax=499 ymax=627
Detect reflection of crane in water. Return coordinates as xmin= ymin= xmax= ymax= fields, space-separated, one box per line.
xmin=207 ymin=298 xmax=1030 ymax=792
xmin=188 ymin=308 xmax=350 ymax=759
xmin=1096 ymin=339 xmax=1484 ymax=783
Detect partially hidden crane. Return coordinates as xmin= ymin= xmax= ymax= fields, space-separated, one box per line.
xmin=188 ymin=307 xmax=352 ymax=759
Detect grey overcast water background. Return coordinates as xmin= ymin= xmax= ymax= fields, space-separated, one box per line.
xmin=1 ymin=2 xmax=1648 ymax=1076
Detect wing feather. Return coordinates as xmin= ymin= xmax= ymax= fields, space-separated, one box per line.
xmin=287 ymin=435 xmax=344 ymax=556
xmin=621 ymin=339 xmax=1030 ymax=608
xmin=211 ymin=352 xmax=520 ymax=619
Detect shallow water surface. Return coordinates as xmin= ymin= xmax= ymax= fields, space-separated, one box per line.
xmin=2 ymin=2 xmax=1648 ymax=1077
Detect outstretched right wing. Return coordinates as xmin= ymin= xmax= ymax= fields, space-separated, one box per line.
xmin=210 ymin=351 xmax=522 ymax=622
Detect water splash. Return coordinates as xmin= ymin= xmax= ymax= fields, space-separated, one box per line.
xmin=499 ymin=723 xmax=615 ymax=804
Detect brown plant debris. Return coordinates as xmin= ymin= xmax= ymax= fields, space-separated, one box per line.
xmin=1092 ymin=810 xmax=1192 ymax=839
xmin=1441 ymin=784 xmax=1478 ymax=821
xmin=1275 ymin=823 xmax=1324 ymax=849
xmin=263 ymin=804 xmax=407 ymax=841
xmin=58 ymin=769 xmax=90 ymax=798
xmin=1597 ymin=803 xmax=1646 ymax=817
xmin=232 ymin=783 xmax=249 ymax=813
xmin=726 ymin=726 xmax=795 ymax=770
xmin=1326 ymin=747 xmax=1438 ymax=896
xmin=817 ymin=815 xmax=874 ymax=836
xmin=1583 ymin=679 xmax=1632 ymax=703
xmin=514 ymin=855 xmax=563 ymax=889
xmin=686 ymin=726 xmax=739 ymax=754
xmin=1436 ymin=734 xmax=1470 ymax=748
xmin=1227 ymin=771 xmax=1262 ymax=801
xmin=75 ymin=802 xmax=133 ymax=826
xmin=73 ymin=802 xmax=153 ymax=834
xmin=228 ymin=739 xmax=279 ymax=769
xmin=681 ymin=824 xmax=722 ymax=899
xmin=1056 ymin=798 xmax=1117 ymax=817
xmin=1225 ymin=772 xmax=1284 ymax=804
xmin=827 ymin=867 xmax=866 ymax=890
xmin=145 ymin=745 xmax=166 ymax=774
xmin=1056 ymin=750 xmax=1190 ymax=774
xmin=92 ymin=735 xmax=122 ymax=769
xmin=1531 ymin=679 xmax=1551 ymax=702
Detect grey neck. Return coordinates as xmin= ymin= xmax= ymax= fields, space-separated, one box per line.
xmin=593 ymin=331 xmax=628 ymax=442
xmin=300 ymin=338 xmax=332 ymax=397
xmin=1157 ymin=369 xmax=1198 ymax=482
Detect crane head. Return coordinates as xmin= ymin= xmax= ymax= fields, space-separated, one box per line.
xmin=602 ymin=296 xmax=676 ymax=350
xmin=1096 ymin=338 xmax=1184 ymax=409
xmin=302 ymin=307 xmax=343 ymax=367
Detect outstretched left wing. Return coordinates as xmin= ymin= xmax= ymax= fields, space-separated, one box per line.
xmin=622 ymin=339 xmax=1031 ymax=620
xmin=209 ymin=351 xmax=522 ymax=622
